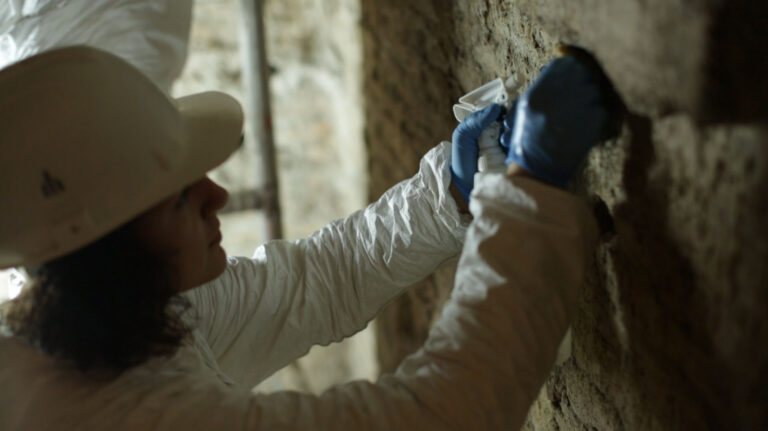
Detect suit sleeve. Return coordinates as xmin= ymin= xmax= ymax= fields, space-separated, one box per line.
xmin=185 ymin=142 xmax=470 ymax=386
xmin=159 ymin=171 xmax=597 ymax=430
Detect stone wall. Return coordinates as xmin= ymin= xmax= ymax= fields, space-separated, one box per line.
xmin=363 ymin=1 xmax=768 ymax=429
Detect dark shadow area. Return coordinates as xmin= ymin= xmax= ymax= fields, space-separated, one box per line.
xmin=608 ymin=113 xmax=727 ymax=429
xmin=704 ymin=0 xmax=768 ymax=124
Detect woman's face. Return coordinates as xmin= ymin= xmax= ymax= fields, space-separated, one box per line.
xmin=133 ymin=176 xmax=229 ymax=291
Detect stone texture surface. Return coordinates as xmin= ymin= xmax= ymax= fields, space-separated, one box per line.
xmin=261 ymin=0 xmax=377 ymax=394
xmin=515 ymin=0 xmax=768 ymax=123
xmin=363 ymin=1 xmax=768 ymax=429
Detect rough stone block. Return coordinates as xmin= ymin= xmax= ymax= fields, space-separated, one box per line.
xmin=363 ymin=0 xmax=768 ymax=429
xmin=517 ymin=0 xmax=768 ymax=123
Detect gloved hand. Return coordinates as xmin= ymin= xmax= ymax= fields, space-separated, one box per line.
xmin=451 ymin=103 xmax=503 ymax=202
xmin=501 ymin=55 xmax=609 ymax=187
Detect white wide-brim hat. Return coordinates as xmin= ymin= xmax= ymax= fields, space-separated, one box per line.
xmin=0 ymin=46 xmax=244 ymax=269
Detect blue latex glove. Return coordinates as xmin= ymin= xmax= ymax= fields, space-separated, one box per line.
xmin=451 ymin=103 xmax=503 ymax=202
xmin=502 ymin=56 xmax=609 ymax=187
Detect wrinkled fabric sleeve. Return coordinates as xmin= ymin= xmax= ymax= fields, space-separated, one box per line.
xmin=152 ymin=171 xmax=598 ymax=431
xmin=185 ymin=142 xmax=470 ymax=386
xmin=241 ymin=173 xmax=598 ymax=430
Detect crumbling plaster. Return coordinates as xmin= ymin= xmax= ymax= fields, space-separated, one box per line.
xmin=364 ymin=1 xmax=768 ymax=429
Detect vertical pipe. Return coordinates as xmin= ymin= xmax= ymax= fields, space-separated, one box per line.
xmin=238 ymin=0 xmax=283 ymax=240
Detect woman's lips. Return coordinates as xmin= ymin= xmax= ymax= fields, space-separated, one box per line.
xmin=209 ymin=218 xmax=222 ymax=247
xmin=209 ymin=230 xmax=222 ymax=247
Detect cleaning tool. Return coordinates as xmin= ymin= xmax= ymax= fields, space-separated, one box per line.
xmin=453 ymin=77 xmax=520 ymax=174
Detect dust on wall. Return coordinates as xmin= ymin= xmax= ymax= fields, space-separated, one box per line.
xmin=363 ymin=1 xmax=768 ymax=429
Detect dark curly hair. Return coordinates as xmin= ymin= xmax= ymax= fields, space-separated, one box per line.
xmin=1 ymin=219 xmax=192 ymax=376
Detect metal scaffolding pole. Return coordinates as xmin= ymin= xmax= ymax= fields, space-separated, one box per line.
xmin=238 ymin=0 xmax=283 ymax=240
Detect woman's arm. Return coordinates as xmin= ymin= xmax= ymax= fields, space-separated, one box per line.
xmin=154 ymin=170 xmax=598 ymax=431
xmin=170 ymin=52 xmax=603 ymax=429
xmin=185 ymin=142 xmax=470 ymax=386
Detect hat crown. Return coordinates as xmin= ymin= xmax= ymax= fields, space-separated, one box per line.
xmin=0 ymin=46 xmax=184 ymax=268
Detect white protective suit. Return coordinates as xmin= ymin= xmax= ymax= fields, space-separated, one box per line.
xmin=0 ymin=0 xmax=192 ymax=93
xmin=0 ymin=142 xmax=598 ymax=430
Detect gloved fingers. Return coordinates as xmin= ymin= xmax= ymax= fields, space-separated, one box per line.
xmin=544 ymin=56 xmax=594 ymax=84
xmin=501 ymin=99 xmax=518 ymax=132
xmin=451 ymin=103 xmax=502 ymax=199
xmin=501 ymin=48 xmax=620 ymax=188
xmin=453 ymin=103 xmax=503 ymax=146
xmin=499 ymin=127 xmax=513 ymax=156
xmin=498 ymin=99 xmax=519 ymax=156
xmin=526 ymin=56 xmax=600 ymax=107
xmin=471 ymin=103 xmax=503 ymax=129
xmin=572 ymin=104 xmax=610 ymax=145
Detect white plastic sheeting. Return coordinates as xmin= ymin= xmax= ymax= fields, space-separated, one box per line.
xmin=0 ymin=0 xmax=192 ymax=92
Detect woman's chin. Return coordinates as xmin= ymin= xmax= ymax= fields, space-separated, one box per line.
xmin=212 ymin=244 xmax=228 ymax=269
xmin=179 ymin=246 xmax=228 ymax=292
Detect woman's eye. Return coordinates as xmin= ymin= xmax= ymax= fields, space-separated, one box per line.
xmin=175 ymin=188 xmax=191 ymax=209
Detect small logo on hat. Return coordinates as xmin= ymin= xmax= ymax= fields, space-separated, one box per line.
xmin=41 ymin=170 xmax=66 ymax=198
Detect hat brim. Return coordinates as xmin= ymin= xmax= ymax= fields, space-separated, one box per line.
xmin=6 ymin=92 xmax=243 ymax=269
xmin=173 ymin=91 xmax=244 ymax=191
xmin=0 ymin=45 xmax=245 ymax=269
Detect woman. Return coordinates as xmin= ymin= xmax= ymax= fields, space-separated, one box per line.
xmin=0 ymin=46 xmax=608 ymax=429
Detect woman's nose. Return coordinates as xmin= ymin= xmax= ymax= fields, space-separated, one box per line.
xmin=200 ymin=176 xmax=229 ymax=216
